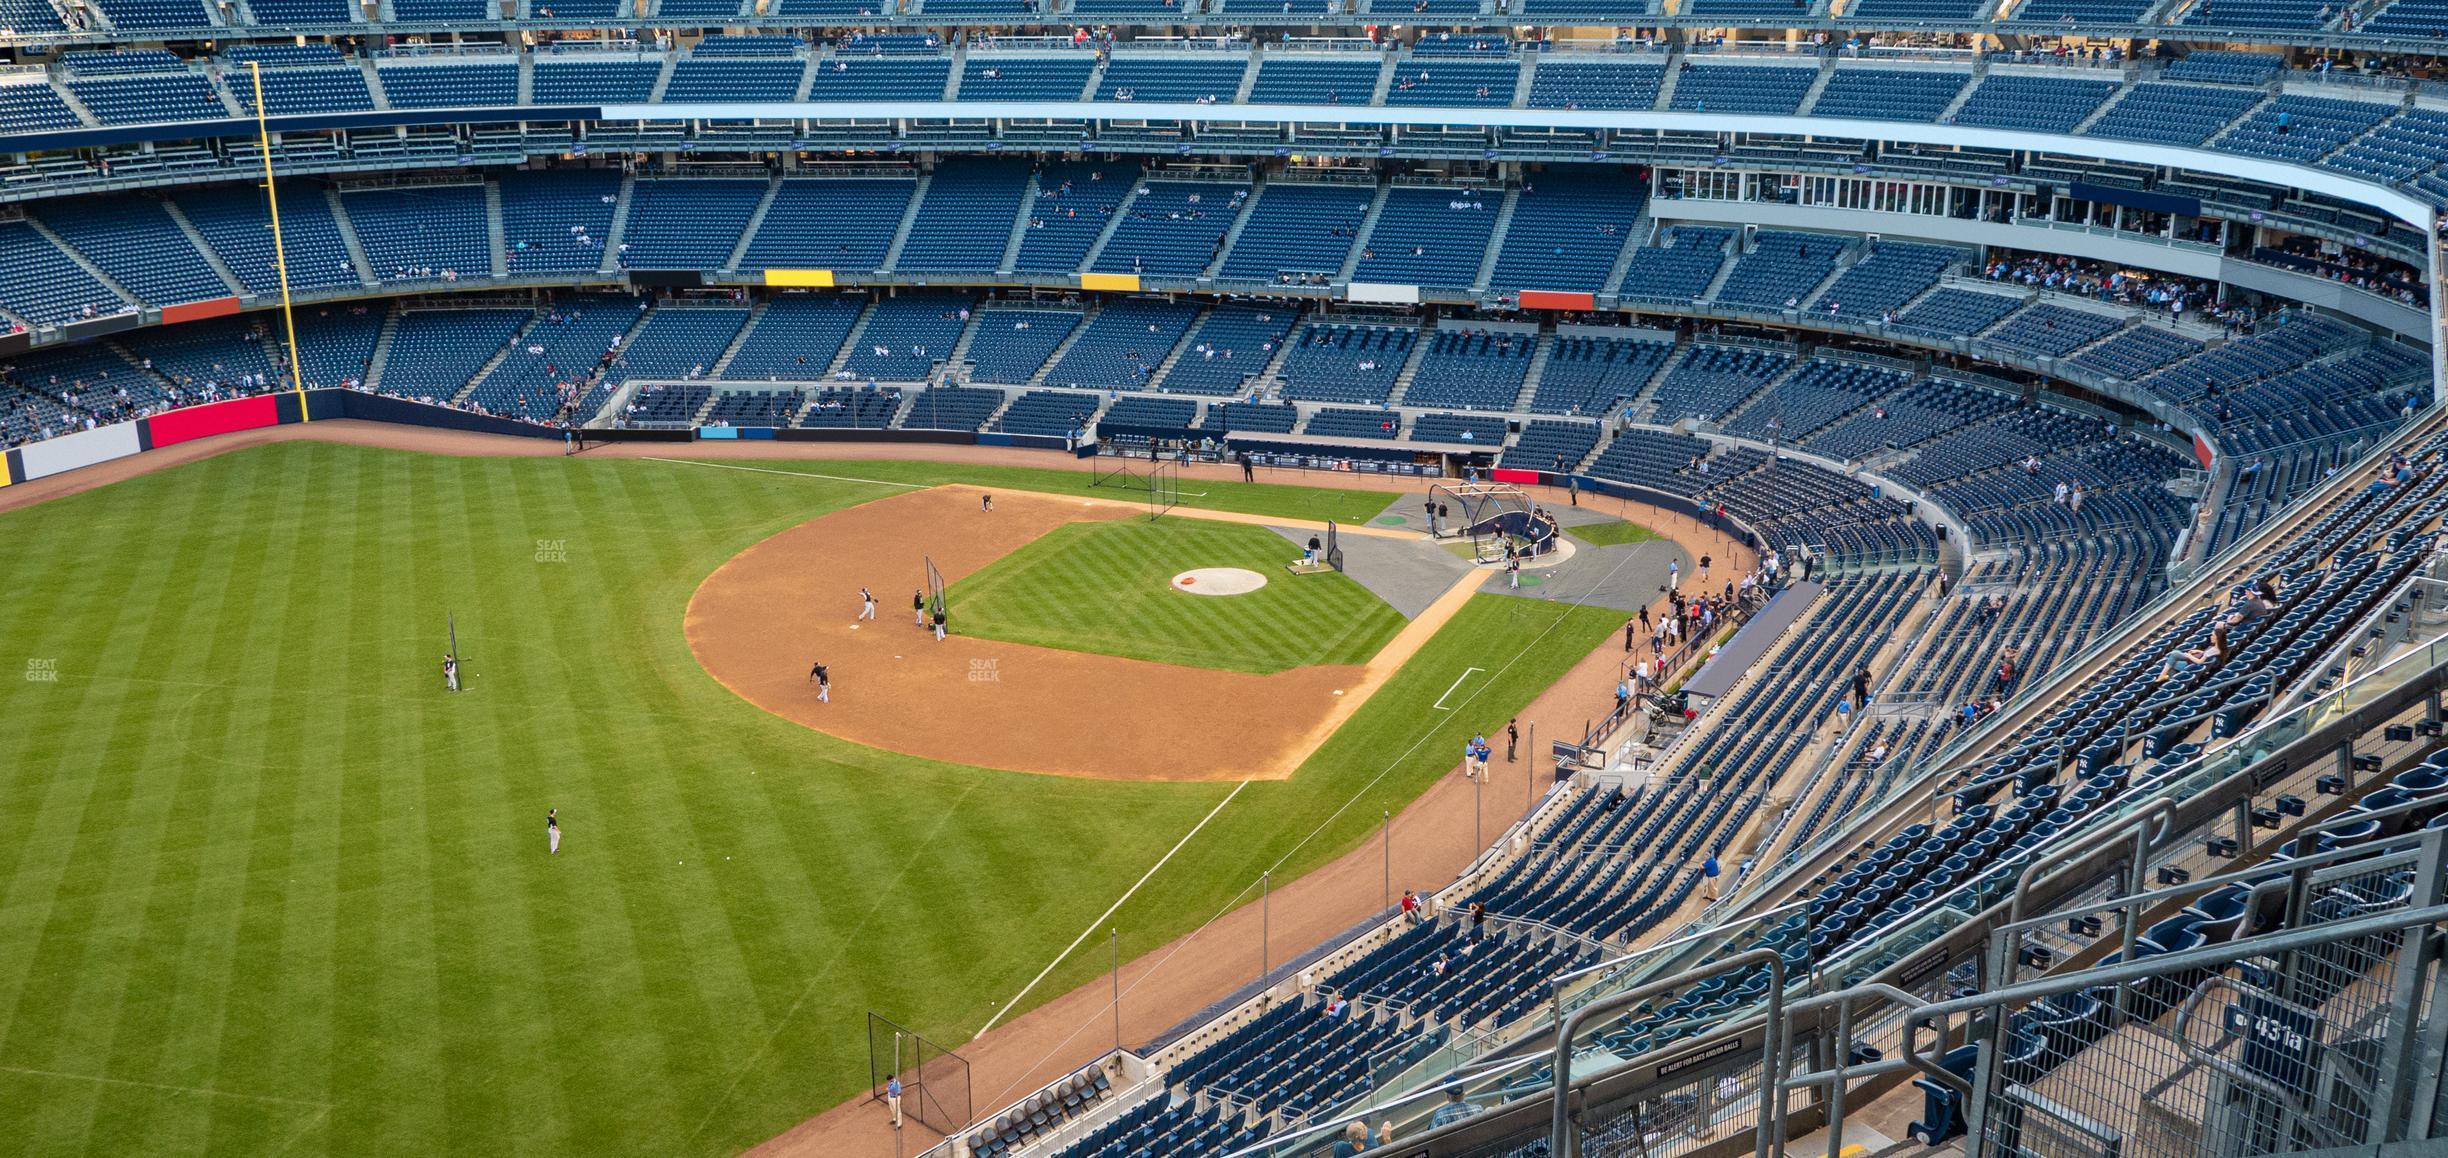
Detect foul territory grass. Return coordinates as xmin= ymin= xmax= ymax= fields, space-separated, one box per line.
xmin=1564 ymin=517 xmax=1664 ymax=548
xmin=678 ymin=455 xmax=1396 ymax=526
xmin=0 ymin=442 xmax=1617 ymax=1158
xmin=949 ymin=518 xmax=1406 ymax=673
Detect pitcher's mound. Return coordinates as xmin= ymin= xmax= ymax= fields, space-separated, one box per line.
xmin=1172 ymin=567 xmax=1268 ymax=596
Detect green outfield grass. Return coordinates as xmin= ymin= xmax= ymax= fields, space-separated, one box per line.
xmin=949 ymin=518 xmax=1407 ymax=673
xmin=1564 ymin=517 xmax=1665 ymax=548
xmin=0 ymin=443 xmax=1617 ymax=1158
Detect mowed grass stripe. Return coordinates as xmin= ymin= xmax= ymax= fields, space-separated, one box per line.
xmin=952 ymin=519 xmax=1406 ymax=674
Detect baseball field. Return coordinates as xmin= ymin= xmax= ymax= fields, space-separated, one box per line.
xmin=0 ymin=438 xmax=1626 ymax=1157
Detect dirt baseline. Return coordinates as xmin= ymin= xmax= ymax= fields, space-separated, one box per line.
xmin=684 ymin=484 xmax=1450 ymax=782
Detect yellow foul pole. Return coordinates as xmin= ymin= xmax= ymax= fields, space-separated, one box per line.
xmin=250 ymin=61 xmax=310 ymax=420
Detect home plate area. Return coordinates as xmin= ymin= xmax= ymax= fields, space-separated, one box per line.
xmin=1171 ymin=567 xmax=1268 ymax=596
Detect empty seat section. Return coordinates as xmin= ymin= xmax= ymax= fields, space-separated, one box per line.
xmin=1042 ymin=298 xmax=1199 ymax=391
xmin=1531 ymin=335 xmax=1673 ymax=416
xmin=1489 ymin=173 xmax=1645 ymax=295
xmin=343 ymin=184 xmax=491 ymax=283
xmin=1668 ymin=64 xmax=1815 ymax=114
xmin=964 ymin=310 xmax=1080 ymax=384
xmin=1158 ymin=306 xmax=1290 ymax=395
xmin=1403 ymin=330 xmax=1534 ymax=411
xmin=1949 ymin=74 xmax=2119 ymax=133
xmin=178 ymin=184 xmax=363 ymax=294
xmin=1526 ymin=60 xmax=1664 ymax=110
xmin=1810 ymin=68 xmax=1968 ymax=121
xmin=843 ymin=293 xmax=973 ymax=380
xmin=376 ymin=62 xmax=519 ymax=109
xmin=35 ymin=195 xmax=227 ymax=306
xmin=1618 ymin=227 xmax=1732 ymax=304
xmin=623 ymin=179 xmax=766 ymax=269
xmin=1247 ymin=56 xmax=1381 ymax=104
xmin=1092 ymin=180 xmax=1248 ymax=277
xmin=1095 ymin=56 xmax=1247 ymax=103
xmin=742 ymin=178 xmax=915 ymax=272
xmin=721 ymin=295 xmax=866 ymax=381
xmin=897 ymin=161 xmax=1030 ymax=272
xmin=1352 ymin=185 xmax=1497 ymax=290
xmin=500 ymin=170 xmax=621 ymax=274
xmin=1218 ymin=182 xmax=1370 ymax=285
xmin=959 ymin=57 xmax=1095 ymax=102
xmin=1015 ymin=162 xmax=1137 ymax=274
xmin=1278 ymin=324 xmax=1414 ymax=404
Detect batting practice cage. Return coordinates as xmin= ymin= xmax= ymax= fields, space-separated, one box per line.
xmin=1324 ymin=519 xmax=1346 ymax=572
xmin=925 ymin=555 xmax=947 ymax=623
xmin=1089 ymin=449 xmax=1181 ymax=521
xmin=1427 ymin=482 xmax=1558 ymax=563
xmin=867 ymin=1012 xmax=971 ymax=1136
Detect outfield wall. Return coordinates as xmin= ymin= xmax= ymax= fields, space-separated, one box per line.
xmin=0 ymin=390 xmax=560 ymax=490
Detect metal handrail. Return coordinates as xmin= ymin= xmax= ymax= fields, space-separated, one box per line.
xmin=1550 ymin=948 xmax=1783 ymax=1158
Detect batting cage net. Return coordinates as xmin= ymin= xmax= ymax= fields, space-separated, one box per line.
xmin=1324 ymin=519 xmax=1346 ymax=572
xmin=1088 ymin=450 xmax=1148 ymax=492
xmin=867 ymin=1012 xmax=971 ymax=1137
xmin=925 ymin=556 xmax=947 ymax=622
xmin=1427 ymin=482 xmax=1555 ymax=564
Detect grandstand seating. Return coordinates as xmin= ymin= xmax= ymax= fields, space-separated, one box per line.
xmin=796 ymin=384 xmax=902 ymax=427
xmin=2084 ymin=81 xmax=2264 ymax=145
xmin=991 ymin=388 xmax=1097 ymax=436
xmin=720 ymin=295 xmax=864 ymax=380
xmin=1984 ymin=302 xmax=2127 ymax=357
xmin=499 ymin=170 xmax=620 ymax=275
xmin=344 ymin=184 xmax=492 ymax=282
xmin=1217 ymin=181 xmax=1370 ymax=285
xmin=2213 ymin=95 xmax=2395 ymax=163
xmin=1014 ymin=162 xmax=1135 ymax=274
xmin=1277 ymin=323 xmax=1413 ymax=405
xmin=1303 ymin=405 xmax=1403 ymax=439
xmin=1619 ymin=227 xmax=1733 ymax=305
xmin=1092 ymin=180 xmax=1247 ymax=277
xmin=964 ymin=310 xmax=1079 ymax=383
xmin=1489 ymin=173 xmax=1645 ymax=296
xmin=662 ymin=55 xmax=807 ymax=102
xmin=841 ymin=292 xmax=972 ymax=380
xmin=1096 ymin=55 xmax=1246 ymax=103
xmin=1526 ymin=60 xmax=1664 ymax=110
xmin=1809 ymin=68 xmax=1970 ymax=122
xmin=899 ymin=384 xmax=1003 ymax=430
xmin=1714 ymin=231 xmax=1843 ymax=311
xmin=960 ymin=56 xmax=1094 ymax=102
xmin=1351 ymin=185 xmax=1498 ymax=290
xmin=1949 ymin=74 xmax=2120 ymax=132
xmin=177 ymin=184 xmax=362 ymax=293
xmin=1384 ymin=57 xmax=1517 ymax=107
xmin=1532 ymin=334 xmax=1673 ymax=417
xmin=1159 ymin=306 xmax=1289 ymax=395
xmin=67 ymin=70 xmax=226 ymax=125
xmin=1500 ymin=418 xmax=1602 ymax=471
xmin=531 ymin=55 xmax=663 ymax=103
xmin=34 ymin=195 xmax=227 ymax=306
xmin=1819 ymin=242 xmax=1959 ymax=321
xmin=1042 ymin=298 xmax=1198 ymax=391
xmin=625 ymin=179 xmax=766 ymax=269
xmin=741 ymin=177 xmax=914 ymax=272
xmin=377 ymin=61 xmax=519 ymax=109
xmin=607 ymin=306 xmax=748 ymax=383
xmin=1411 ymin=410 xmax=1507 ymax=445
xmin=1894 ymin=286 xmax=2023 ymax=339
xmin=1648 ymin=344 xmax=1790 ymax=424
xmin=1669 ymin=64 xmax=1816 ymax=115
xmin=805 ymin=54 xmax=950 ymax=100
xmin=1245 ymin=55 xmax=1382 ymax=105
xmin=896 ymin=161 xmax=1028 ymax=273
xmin=377 ymin=308 xmax=531 ymax=402
xmin=1725 ymin=357 xmax=1909 ymax=442
xmin=1402 ymin=329 xmax=1534 ymax=411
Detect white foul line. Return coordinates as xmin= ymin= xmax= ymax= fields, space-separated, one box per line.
xmin=1432 ymin=667 xmax=1487 ymax=711
xmin=976 ymin=779 xmax=1250 ymax=1037
xmin=638 ymin=456 xmax=931 ymax=489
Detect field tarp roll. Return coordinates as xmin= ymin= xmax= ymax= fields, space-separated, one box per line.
xmin=17 ymin=420 xmax=142 ymax=481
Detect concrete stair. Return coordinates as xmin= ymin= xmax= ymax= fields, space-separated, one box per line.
xmin=1203 ymin=170 xmax=1267 ymax=277
xmin=23 ymin=217 xmax=139 ymax=314
xmin=1471 ymin=186 xmax=1520 ymax=293
xmin=826 ymin=298 xmax=878 ymax=377
xmin=1383 ymin=322 xmax=1432 ymax=406
xmin=362 ymin=303 xmax=401 ymax=391
xmin=723 ymin=175 xmax=784 ymax=273
xmin=1513 ymin=330 xmax=1555 ymax=412
xmin=322 ymin=187 xmax=377 ymax=285
xmin=598 ymin=173 xmax=636 ymax=275
xmin=995 ymin=173 xmax=1038 ymax=274
xmin=452 ymin=309 xmax=545 ymax=405
xmin=1337 ymin=180 xmax=1392 ymax=282
xmin=1026 ymin=305 xmax=1097 ymax=387
xmin=484 ymin=179 xmax=507 ymax=277
xmin=162 ymin=199 xmax=248 ymax=296
xmin=880 ymin=173 xmax=931 ymax=271
xmin=1077 ymin=171 xmax=1145 ymax=271
xmin=708 ymin=299 xmax=768 ymax=377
